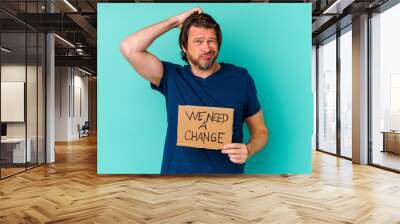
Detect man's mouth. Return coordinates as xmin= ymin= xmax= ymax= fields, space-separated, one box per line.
xmin=201 ymin=53 xmax=213 ymax=60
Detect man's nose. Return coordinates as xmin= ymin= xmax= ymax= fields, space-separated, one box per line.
xmin=201 ymin=42 xmax=211 ymax=52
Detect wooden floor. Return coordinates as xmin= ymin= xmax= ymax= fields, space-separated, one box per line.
xmin=0 ymin=167 xmax=26 ymax=178
xmin=1 ymin=163 xmax=46 ymax=178
xmin=1 ymin=134 xmax=400 ymax=223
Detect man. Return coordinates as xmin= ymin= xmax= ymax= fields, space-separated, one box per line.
xmin=120 ymin=7 xmax=268 ymax=174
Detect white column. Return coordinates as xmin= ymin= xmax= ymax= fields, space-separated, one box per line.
xmin=46 ymin=32 xmax=55 ymax=163
xmin=352 ymin=14 xmax=369 ymax=164
xmin=45 ymin=1 xmax=55 ymax=163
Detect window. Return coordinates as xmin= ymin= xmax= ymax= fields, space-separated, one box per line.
xmin=318 ymin=36 xmax=337 ymax=154
xmin=339 ymin=28 xmax=352 ymax=158
xmin=371 ymin=2 xmax=400 ymax=171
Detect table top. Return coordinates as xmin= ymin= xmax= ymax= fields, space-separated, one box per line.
xmin=1 ymin=138 xmax=30 ymax=143
xmin=381 ymin=131 xmax=400 ymax=134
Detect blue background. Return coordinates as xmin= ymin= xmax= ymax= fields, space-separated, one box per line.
xmin=98 ymin=3 xmax=313 ymax=174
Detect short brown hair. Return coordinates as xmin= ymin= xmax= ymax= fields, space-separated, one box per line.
xmin=179 ymin=13 xmax=222 ymax=63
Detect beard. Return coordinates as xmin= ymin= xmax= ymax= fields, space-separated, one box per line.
xmin=187 ymin=51 xmax=218 ymax=71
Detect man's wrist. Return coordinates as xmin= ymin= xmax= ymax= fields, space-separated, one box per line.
xmin=245 ymin=143 xmax=253 ymax=158
xmin=167 ymin=16 xmax=180 ymax=29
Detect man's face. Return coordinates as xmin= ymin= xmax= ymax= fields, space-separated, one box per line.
xmin=183 ymin=26 xmax=219 ymax=71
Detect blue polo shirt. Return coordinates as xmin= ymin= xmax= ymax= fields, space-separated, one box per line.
xmin=151 ymin=61 xmax=261 ymax=174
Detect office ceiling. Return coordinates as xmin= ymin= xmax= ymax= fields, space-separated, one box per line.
xmin=0 ymin=0 xmax=393 ymax=75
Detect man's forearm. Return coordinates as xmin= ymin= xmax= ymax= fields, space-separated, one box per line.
xmin=121 ymin=16 xmax=179 ymax=54
xmin=246 ymin=129 xmax=268 ymax=157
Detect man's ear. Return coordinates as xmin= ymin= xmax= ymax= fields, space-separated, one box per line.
xmin=181 ymin=45 xmax=187 ymax=53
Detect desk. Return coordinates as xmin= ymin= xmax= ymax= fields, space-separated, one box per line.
xmin=1 ymin=138 xmax=31 ymax=163
xmin=381 ymin=131 xmax=400 ymax=154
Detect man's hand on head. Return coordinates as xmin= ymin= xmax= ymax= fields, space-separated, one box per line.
xmin=222 ymin=143 xmax=249 ymax=164
xmin=174 ymin=7 xmax=203 ymax=29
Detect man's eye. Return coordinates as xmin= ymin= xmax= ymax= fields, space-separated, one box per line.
xmin=195 ymin=40 xmax=202 ymax=44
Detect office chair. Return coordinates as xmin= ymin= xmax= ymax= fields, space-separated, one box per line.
xmin=79 ymin=121 xmax=90 ymax=138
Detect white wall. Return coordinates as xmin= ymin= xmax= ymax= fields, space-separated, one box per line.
xmin=1 ymin=65 xmax=26 ymax=135
xmin=1 ymin=65 xmax=42 ymax=138
xmin=72 ymin=73 xmax=89 ymax=138
xmin=55 ymin=66 xmax=69 ymax=141
xmin=55 ymin=67 xmax=89 ymax=141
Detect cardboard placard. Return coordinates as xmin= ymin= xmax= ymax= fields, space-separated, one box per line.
xmin=177 ymin=105 xmax=234 ymax=150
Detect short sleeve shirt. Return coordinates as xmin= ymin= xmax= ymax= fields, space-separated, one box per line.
xmin=151 ymin=61 xmax=261 ymax=174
